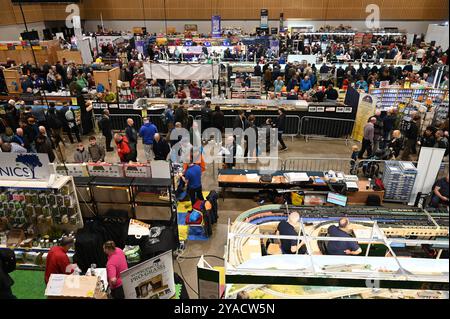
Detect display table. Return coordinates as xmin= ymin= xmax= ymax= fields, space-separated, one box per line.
xmin=218 ymin=169 xmax=384 ymax=205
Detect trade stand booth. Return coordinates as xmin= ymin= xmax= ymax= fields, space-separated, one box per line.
xmin=0 ymin=152 xmax=189 ymax=299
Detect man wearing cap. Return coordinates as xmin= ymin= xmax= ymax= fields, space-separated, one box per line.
xmin=44 ymin=237 xmax=76 ymax=284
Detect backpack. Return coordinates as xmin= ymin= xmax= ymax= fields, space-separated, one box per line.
xmin=160 ymin=109 xmax=168 ymax=125
xmin=65 ymin=109 xmax=74 ymax=122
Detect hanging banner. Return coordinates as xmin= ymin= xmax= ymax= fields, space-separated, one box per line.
xmin=260 ymin=9 xmax=269 ymax=29
xmin=211 ymin=15 xmax=221 ymax=38
xmin=121 ymin=251 xmax=175 ymax=299
xmin=0 ymin=153 xmax=50 ymax=182
xmin=269 ymin=39 xmax=279 ymax=56
xmin=143 ymin=62 xmax=220 ymax=80
xmin=279 ymin=13 xmax=284 ymax=32
xmin=352 ymin=93 xmax=378 ymax=142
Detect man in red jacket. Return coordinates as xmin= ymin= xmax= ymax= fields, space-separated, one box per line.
xmin=114 ymin=133 xmax=132 ymax=163
xmin=44 ymin=237 xmax=75 ymax=284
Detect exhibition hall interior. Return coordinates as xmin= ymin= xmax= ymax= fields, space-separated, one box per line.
xmin=0 ymin=0 xmax=449 ymax=301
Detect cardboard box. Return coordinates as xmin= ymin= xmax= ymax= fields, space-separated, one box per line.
xmin=6 ymin=229 xmax=25 ymax=247
xmin=45 ymin=274 xmax=106 ymax=299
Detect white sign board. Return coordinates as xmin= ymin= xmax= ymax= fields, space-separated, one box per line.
xmin=121 ymin=251 xmax=175 ymax=299
xmin=143 ymin=62 xmax=220 ymax=80
xmin=0 ymin=153 xmax=51 ymax=182
xmin=150 ymin=161 xmax=171 ymax=179
xmin=123 ymin=164 xmax=152 ymax=178
xmin=287 ymin=54 xmax=317 ymax=65
xmin=87 ymin=164 xmax=124 ymax=177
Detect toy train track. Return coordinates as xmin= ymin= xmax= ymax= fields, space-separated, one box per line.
xmin=228 ymin=205 xmax=449 ymax=267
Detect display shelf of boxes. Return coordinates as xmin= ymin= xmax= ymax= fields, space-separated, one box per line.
xmin=370 ymin=88 xmax=448 ymax=110
xmin=0 ymin=175 xmax=82 ymax=270
xmin=382 ymin=161 xmax=418 ymax=203
xmin=231 ymin=76 xmax=262 ymax=99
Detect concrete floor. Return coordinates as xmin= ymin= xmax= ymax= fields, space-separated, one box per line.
xmin=62 ymin=133 xmax=359 ymax=298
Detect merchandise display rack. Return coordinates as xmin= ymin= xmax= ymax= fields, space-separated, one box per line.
xmin=0 ymin=175 xmax=82 ymax=270
xmin=369 ymin=87 xmax=448 ymax=110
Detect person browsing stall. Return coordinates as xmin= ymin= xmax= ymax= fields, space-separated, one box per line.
xmin=182 ymin=162 xmax=204 ymax=206
xmin=276 ymin=212 xmax=306 ymax=254
xmin=430 ymin=174 xmax=449 ymax=208
xmin=104 ymin=241 xmax=128 ymax=299
xmin=45 ymin=237 xmax=76 ymax=284
xmin=326 ymin=218 xmax=362 ymax=256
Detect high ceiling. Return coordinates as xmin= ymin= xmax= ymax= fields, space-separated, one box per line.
xmin=1 ymin=0 xmax=448 ymax=26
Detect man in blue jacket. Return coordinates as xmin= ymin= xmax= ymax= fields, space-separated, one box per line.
xmin=139 ymin=117 xmax=158 ymax=162
xmin=300 ymin=76 xmax=312 ymax=91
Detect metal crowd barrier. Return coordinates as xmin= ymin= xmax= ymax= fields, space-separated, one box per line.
xmin=93 ymin=114 xmax=144 ymax=132
xmin=299 ymin=116 xmax=355 ymax=145
xmin=223 ymin=114 xmax=300 ymax=141
xmin=283 ymin=157 xmax=355 ymax=175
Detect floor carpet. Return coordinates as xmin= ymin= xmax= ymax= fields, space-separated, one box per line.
xmin=10 ymin=270 xmax=46 ymax=299
xmin=177 ymin=192 xmax=210 ymax=241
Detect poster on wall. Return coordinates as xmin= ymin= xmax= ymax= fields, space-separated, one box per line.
xmin=184 ymin=24 xmax=198 ymax=32
xmin=352 ymin=93 xmax=378 ymax=142
xmin=0 ymin=153 xmax=50 ymax=182
xmin=121 ymin=251 xmax=175 ymax=299
xmin=211 ymin=16 xmax=221 ymax=38
xmin=260 ymin=9 xmax=269 ymax=29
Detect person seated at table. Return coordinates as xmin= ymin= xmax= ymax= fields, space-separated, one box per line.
xmin=430 ymin=174 xmax=449 ymax=208
xmin=276 ymin=212 xmax=306 ymax=254
xmin=326 ymin=218 xmax=362 ymax=256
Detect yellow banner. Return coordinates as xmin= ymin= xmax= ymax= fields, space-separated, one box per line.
xmin=15 ymin=45 xmax=23 ymax=50
xmin=0 ymin=45 xmax=8 ymax=51
xmin=352 ymin=93 xmax=377 ymax=142
xmin=32 ymin=45 xmax=42 ymax=50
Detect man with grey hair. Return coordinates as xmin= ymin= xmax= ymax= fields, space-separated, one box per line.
xmin=358 ymin=117 xmax=376 ymax=159
xmin=276 ymin=212 xmax=306 ymax=254
xmin=326 ymin=218 xmax=362 ymax=256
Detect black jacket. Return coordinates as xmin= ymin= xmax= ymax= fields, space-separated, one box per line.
xmin=125 ymin=125 xmax=138 ymax=145
xmin=99 ymin=115 xmax=112 ymax=137
xmin=276 ymin=114 xmax=286 ymax=132
xmin=153 ymin=138 xmax=171 ymax=160
xmin=200 ymin=106 xmax=212 ymax=127
xmin=232 ymin=115 xmax=247 ymax=131
xmin=0 ymin=248 xmax=16 ymax=299
xmin=212 ymin=111 xmax=225 ymax=131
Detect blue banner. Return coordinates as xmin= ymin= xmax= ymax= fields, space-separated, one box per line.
xmin=211 ymin=15 xmax=221 ymax=37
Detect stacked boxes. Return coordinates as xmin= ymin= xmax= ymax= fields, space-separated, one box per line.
xmin=383 ymin=161 xmax=417 ymax=202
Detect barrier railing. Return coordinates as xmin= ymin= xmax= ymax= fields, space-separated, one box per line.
xmin=93 ymin=114 xmax=144 ymax=132
xmin=283 ymin=157 xmax=355 ymax=175
xmin=223 ymin=114 xmax=300 ymax=141
xmin=299 ymin=116 xmax=355 ymax=145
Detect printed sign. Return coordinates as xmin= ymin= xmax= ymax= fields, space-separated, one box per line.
xmin=55 ymin=163 xmax=89 ymax=177
xmin=123 ymin=164 xmax=151 ymax=178
xmin=352 ymin=93 xmax=377 ymax=141
xmin=87 ymin=163 xmax=124 ymax=177
xmin=121 ymin=251 xmax=175 ymax=299
xmin=0 ymin=153 xmax=50 ymax=182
